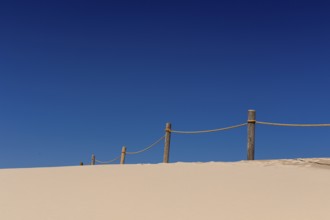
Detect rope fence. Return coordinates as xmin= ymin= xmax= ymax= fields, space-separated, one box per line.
xmin=170 ymin=123 xmax=247 ymax=134
xmin=126 ymin=136 xmax=165 ymax=155
xmin=88 ymin=135 xmax=165 ymax=165
xmin=95 ymin=155 xmax=121 ymax=164
xmin=82 ymin=110 xmax=330 ymax=165
xmin=256 ymin=121 xmax=330 ymax=127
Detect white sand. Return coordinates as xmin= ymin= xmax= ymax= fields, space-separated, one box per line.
xmin=0 ymin=158 xmax=329 ymax=220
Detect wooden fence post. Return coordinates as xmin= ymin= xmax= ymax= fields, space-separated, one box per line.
xmin=163 ymin=122 xmax=171 ymax=163
xmin=120 ymin=146 xmax=127 ymax=164
xmin=247 ymin=110 xmax=256 ymax=160
xmin=91 ymin=154 xmax=96 ymax=165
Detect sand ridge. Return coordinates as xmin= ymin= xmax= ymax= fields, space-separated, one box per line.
xmin=0 ymin=158 xmax=329 ymax=220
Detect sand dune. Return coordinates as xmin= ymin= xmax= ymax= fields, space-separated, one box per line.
xmin=1 ymin=158 xmax=329 ymax=220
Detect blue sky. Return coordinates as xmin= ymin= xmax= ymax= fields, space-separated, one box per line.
xmin=1 ymin=0 xmax=330 ymax=168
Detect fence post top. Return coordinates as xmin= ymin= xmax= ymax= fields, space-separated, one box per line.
xmin=166 ymin=123 xmax=172 ymax=130
xmin=248 ymin=109 xmax=256 ymax=112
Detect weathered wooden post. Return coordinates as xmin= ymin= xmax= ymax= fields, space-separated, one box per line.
xmin=163 ymin=122 xmax=171 ymax=163
xmin=120 ymin=146 xmax=127 ymax=164
xmin=91 ymin=154 xmax=96 ymax=165
xmin=247 ymin=110 xmax=256 ymax=160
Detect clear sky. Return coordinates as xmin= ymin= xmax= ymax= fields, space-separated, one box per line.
xmin=1 ymin=0 xmax=330 ymax=168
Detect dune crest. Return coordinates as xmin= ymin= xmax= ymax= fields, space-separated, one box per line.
xmin=1 ymin=159 xmax=329 ymax=220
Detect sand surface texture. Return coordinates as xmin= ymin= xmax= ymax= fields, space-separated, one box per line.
xmin=1 ymin=158 xmax=329 ymax=220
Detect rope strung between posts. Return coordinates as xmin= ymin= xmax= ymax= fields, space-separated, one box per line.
xmin=256 ymin=121 xmax=330 ymax=127
xmin=170 ymin=123 xmax=247 ymax=134
xmin=95 ymin=155 xmax=121 ymax=164
xmin=126 ymin=135 xmax=165 ymax=155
